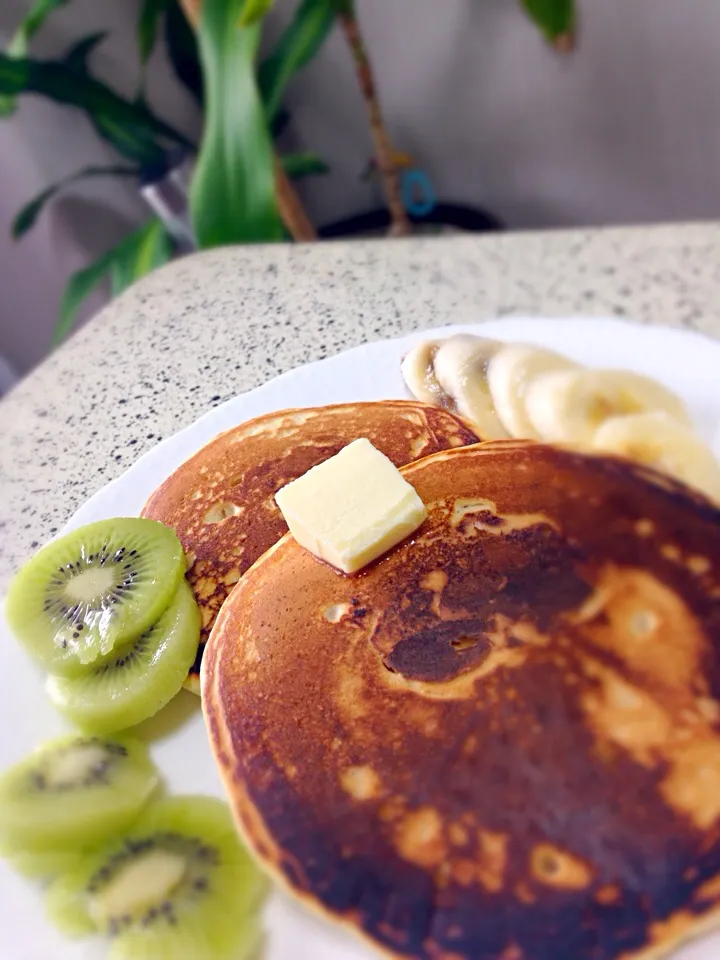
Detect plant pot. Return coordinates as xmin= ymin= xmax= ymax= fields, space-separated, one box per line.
xmin=318 ymin=203 xmax=504 ymax=239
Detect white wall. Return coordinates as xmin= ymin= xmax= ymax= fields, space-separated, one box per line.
xmin=276 ymin=0 xmax=720 ymax=228
xmin=3 ymin=0 xmax=720 ymax=376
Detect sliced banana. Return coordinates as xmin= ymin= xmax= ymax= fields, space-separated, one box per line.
xmin=400 ymin=340 xmax=442 ymax=406
xmin=525 ymin=368 xmax=692 ymax=446
xmin=401 ymin=335 xmax=508 ymax=438
xmin=591 ymin=412 xmax=720 ymax=503
xmin=486 ymin=344 xmax=579 ymax=439
xmin=432 ymin=335 xmax=508 ymax=439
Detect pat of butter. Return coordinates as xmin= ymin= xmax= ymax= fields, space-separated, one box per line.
xmin=275 ymin=438 xmax=427 ymax=574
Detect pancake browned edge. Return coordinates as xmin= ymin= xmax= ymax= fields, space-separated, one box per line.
xmin=142 ymin=400 xmax=480 ymax=693
xmin=202 ymin=439 xmax=720 ymax=960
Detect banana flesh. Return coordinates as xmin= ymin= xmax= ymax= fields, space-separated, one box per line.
xmin=401 ymin=335 xmax=508 ymax=438
xmin=432 ymin=335 xmax=508 ymax=439
xmin=591 ymin=412 xmax=720 ymax=503
xmin=486 ymin=344 xmax=578 ymax=439
xmin=400 ymin=331 xmax=718 ymax=502
xmin=524 ymin=368 xmax=692 ymax=446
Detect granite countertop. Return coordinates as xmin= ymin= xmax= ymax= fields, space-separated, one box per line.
xmin=2 ymin=221 xmax=720 ymax=589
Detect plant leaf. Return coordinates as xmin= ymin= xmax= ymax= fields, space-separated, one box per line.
xmin=0 ymin=52 xmax=192 ymax=165
xmin=237 ymin=0 xmax=275 ymax=27
xmin=259 ymin=0 xmax=335 ymax=123
xmin=12 ymin=164 xmax=138 ymax=239
xmin=271 ymin=105 xmax=291 ymax=138
xmin=519 ymin=0 xmax=575 ymax=45
xmin=63 ymin=32 xmax=107 ymax=72
xmin=55 ymin=219 xmax=172 ymax=344
xmin=10 ymin=0 xmax=73 ymax=48
xmin=165 ymin=0 xmax=203 ymax=105
xmin=89 ymin=114 xmax=165 ymax=165
xmin=281 ymin=151 xmax=329 ymax=178
xmin=109 ymin=218 xmax=173 ymax=297
xmin=190 ymin=5 xmax=282 ymax=246
xmin=329 ymin=0 xmax=353 ymax=15
xmin=0 ymin=0 xmax=73 ymax=115
xmin=138 ymin=0 xmax=172 ymax=64
xmin=0 ymin=54 xmax=29 ymax=92
xmin=55 ymin=250 xmax=116 ymax=345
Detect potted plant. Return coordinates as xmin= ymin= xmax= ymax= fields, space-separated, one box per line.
xmin=0 ymin=0 xmax=576 ymax=343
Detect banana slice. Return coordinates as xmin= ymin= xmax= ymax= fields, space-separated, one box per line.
xmin=591 ymin=412 xmax=720 ymax=502
xmin=400 ymin=340 xmax=443 ymax=406
xmin=486 ymin=344 xmax=579 ymax=439
xmin=525 ymin=368 xmax=692 ymax=445
xmin=432 ymin=335 xmax=508 ymax=439
xmin=401 ymin=335 xmax=508 ymax=438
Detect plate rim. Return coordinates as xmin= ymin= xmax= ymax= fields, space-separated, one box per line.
xmin=59 ymin=315 xmax=720 ymax=538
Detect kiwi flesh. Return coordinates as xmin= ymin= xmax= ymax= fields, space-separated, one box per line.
xmin=109 ymin=910 xmax=263 ymax=960
xmin=6 ymin=518 xmax=185 ymax=676
xmin=47 ymin=795 xmax=267 ymax=960
xmin=46 ymin=579 xmax=201 ymax=734
xmin=0 ymin=735 xmax=158 ymax=854
xmin=7 ymin=846 xmax=88 ymax=880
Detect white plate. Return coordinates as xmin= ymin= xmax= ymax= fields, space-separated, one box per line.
xmin=2 ymin=317 xmax=720 ymax=960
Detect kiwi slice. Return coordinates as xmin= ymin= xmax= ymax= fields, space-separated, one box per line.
xmin=0 ymin=735 xmax=158 ymax=854
xmin=7 ymin=846 xmax=87 ymax=880
xmin=6 ymin=517 xmax=185 ymax=676
xmin=46 ymin=580 xmax=201 ymax=734
xmin=47 ymin=795 xmax=267 ymax=959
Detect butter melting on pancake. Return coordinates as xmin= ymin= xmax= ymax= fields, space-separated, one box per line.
xmin=203 ymin=440 xmax=720 ymax=960
xmin=142 ymin=401 xmax=479 ymax=691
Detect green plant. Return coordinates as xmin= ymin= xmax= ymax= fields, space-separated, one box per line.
xmin=1 ymin=0 xmax=575 ymax=343
xmin=521 ymin=0 xmax=576 ymax=50
xmin=55 ymin=219 xmax=173 ymax=344
xmin=0 ymin=0 xmax=72 ymax=115
xmin=189 ymin=4 xmax=282 ymax=246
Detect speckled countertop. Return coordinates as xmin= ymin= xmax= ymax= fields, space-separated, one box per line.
xmin=2 ymin=222 xmax=720 ymax=588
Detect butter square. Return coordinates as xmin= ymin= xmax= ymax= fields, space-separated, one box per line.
xmin=274 ymin=438 xmax=427 ymax=574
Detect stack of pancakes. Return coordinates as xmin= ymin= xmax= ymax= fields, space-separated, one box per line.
xmin=148 ymin=399 xmax=720 ymax=959
xmin=143 ymin=401 xmax=479 ymax=690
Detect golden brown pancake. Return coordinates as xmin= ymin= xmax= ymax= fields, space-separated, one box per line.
xmin=142 ymin=401 xmax=479 ymax=691
xmin=203 ymin=440 xmax=720 ymax=960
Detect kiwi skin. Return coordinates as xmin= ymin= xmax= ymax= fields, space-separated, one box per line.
xmin=6 ymin=517 xmax=185 ymax=677
xmin=46 ymin=796 xmax=268 ymax=958
xmin=0 ymin=735 xmax=159 ymax=855
xmin=45 ymin=579 xmax=201 ymax=735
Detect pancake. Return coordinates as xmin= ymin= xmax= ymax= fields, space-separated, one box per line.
xmin=142 ymin=401 xmax=479 ymax=691
xmin=203 ymin=440 xmax=720 ymax=960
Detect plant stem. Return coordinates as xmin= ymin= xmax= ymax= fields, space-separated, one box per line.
xmin=553 ymin=33 xmax=574 ymax=53
xmin=336 ymin=7 xmax=411 ymax=237
xmin=178 ymin=0 xmax=317 ymax=241
xmin=178 ymin=0 xmax=202 ymax=30
xmin=273 ymin=157 xmax=317 ymax=240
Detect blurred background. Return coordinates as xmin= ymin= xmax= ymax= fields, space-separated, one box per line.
xmin=2 ymin=0 xmax=720 ymax=390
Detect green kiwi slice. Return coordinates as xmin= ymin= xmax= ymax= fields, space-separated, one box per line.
xmin=7 ymin=846 xmax=88 ymax=880
xmin=6 ymin=518 xmax=185 ymax=676
xmin=46 ymin=580 xmax=201 ymax=734
xmin=46 ymin=795 xmax=267 ymax=959
xmin=0 ymin=735 xmax=158 ymax=854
